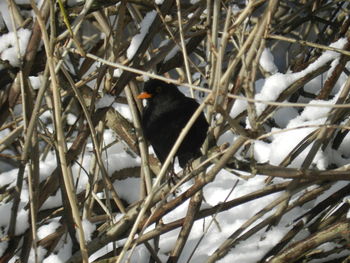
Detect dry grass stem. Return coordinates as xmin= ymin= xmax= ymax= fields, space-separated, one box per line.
xmin=0 ymin=1 xmax=349 ymax=262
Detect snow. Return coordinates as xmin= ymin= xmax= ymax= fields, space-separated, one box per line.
xmin=79 ymin=219 xmax=96 ymax=242
xmin=268 ymin=122 xmax=328 ymax=168
xmin=0 ymin=237 xmax=7 ymax=258
xmin=252 ymin=140 xmax=271 ymax=163
xmin=127 ymin=11 xmax=157 ymax=59
xmin=66 ymin=113 xmax=77 ymax=125
xmin=29 ymin=76 xmax=42 ymax=90
xmin=113 ymin=68 xmax=123 ymax=77
xmin=96 ymin=94 xmax=114 ymax=109
xmin=28 ymin=246 xmax=47 ymax=263
xmin=157 ymin=175 xmax=289 ymax=263
xmin=43 ymin=254 xmax=68 ymax=263
xmin=0 ymin=28 xmax=31 ymax=66
xmin=90 ymin=242 xmax=151 ymax=263
xmin=230 ymin=78 xmax=264 ymax=119
xmin=164 ymin=45 xmax=181 ymax=62
xmin=0 ymin=2 xmax=13 ymax=31
xmin=337 ymin=128 xmax=350 ymax=157
xmin=37 ymin=219 xmax=61 ymax=240
xmin=268 ymin=85 xmax=346 ymax=168
xmin=105 ymin=151 xmax=140 ymax=173
xmin=0 ymin=202 xmax=12 ymax=230
xmin=164 ymin=39 xmax=189 ymax=62
xmin=43 ymin=237 xmax=72 ymax=263
xmin=255 ymin=38 xmax=348 ymax=116
xmin=113 ymin=178 xmax=141 ymax=204
xmin=0 ymin=168 xmax=18 ymax=186
xmin=112 ymin=101 xmax=133 ymax=121
xmin=273 ymin=107 xmax=299 ymax=127
xmin=0 ymin=4 xmax=349 ymax=263
xmin=0 ymin=17 xmax=4 ymax=32
xmin=230 ymin=96 xmax=248 ymax=118
xmin=15 ymin=208 xmax=29 ymax=235
xmin=0 ymin=188 xmax=29 ymax=235
xmin=260 ymin=48 xmax=278 ymax=74
xmin=41 ymin=190 xmax=63 ymax=210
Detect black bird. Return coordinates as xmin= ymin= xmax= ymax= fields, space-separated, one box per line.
xmin=137 ymin=79 xmax=209 ymax=168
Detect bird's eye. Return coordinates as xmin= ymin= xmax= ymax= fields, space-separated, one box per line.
xmin=156 ymin=86 xmax=162 ymax=93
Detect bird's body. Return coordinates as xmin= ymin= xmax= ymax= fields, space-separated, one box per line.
xmin=138 ymin=79 xmax=209 ymax=168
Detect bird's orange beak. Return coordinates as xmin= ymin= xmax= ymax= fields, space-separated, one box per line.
xmin=137 ymin=92 xmax=152 ymax=99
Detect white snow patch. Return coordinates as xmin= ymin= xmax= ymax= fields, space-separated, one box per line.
xmin=255 ymin=38 xmax=348 ymax=116
xmin=0 ymin=168 xmax=18 ymax=187
xmin=28 ymin=246 xmax=47 ymax=263
xmin=40 ymin=190 xmax=63 ymax=210
xmin=127 ymin=11 xmax=157 ymax=59
xmin=43 ymin=237 xmax=72 ymax=263
xmin=29 ymin=76 xmax=41 ymax=90
xmin=260 ymin=48 xmax=278 ymax=73
xmin=113 ymin=68 xmax=123 ymax=77
xmin=66 ymin=113 xmax=77 ymax=125
xmin=164 ymin=45 xmax=180 ymax=62
xmin=15 ymin=208 xmax=29 ymax=235
xmin=38 ymin=219 xmax=61 ymax=240
xmin=273 ymin=107 xmax=299 ymax=127
xmin=253 ymin=140 xmax=271 ymax=163
xmin=0 ymin=236 xmax=7 ymax=257
xmin=113 ymin=178 xmax=141 ymax=204
xmin=79 ymin=219 xmax=96 ymax=242
xmin=230 ymin=95 xmax=248 ymax=118
xmin=269 ymin=120 xmax=328 ymax=169
xmin=113 ymin=102 xmax=133 ymax=121
xmin=0 ymin=28 xmax=31 ymax=66
xmin=96 ymin=94 xmax=114 ymax=109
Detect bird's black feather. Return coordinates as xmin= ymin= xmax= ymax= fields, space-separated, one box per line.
xmin=139 ymin=79 xmax=209 ymax=168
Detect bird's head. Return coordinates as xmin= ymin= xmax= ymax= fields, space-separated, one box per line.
xmin=137 ymin=79 xmax=182 ymax=100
